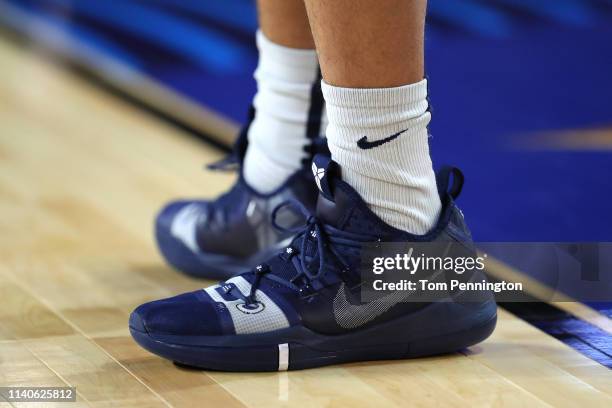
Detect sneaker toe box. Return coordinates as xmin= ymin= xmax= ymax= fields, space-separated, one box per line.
xmin=130 ymin=291 xmax=223 ymax=336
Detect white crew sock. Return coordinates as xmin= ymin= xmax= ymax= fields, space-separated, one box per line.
xmin=322 ymin=79 xmax=441 ymax=235
xmin=243 ymin=31 xmax=326 ymax=194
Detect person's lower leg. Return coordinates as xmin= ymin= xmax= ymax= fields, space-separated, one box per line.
xmin=243 ymin=0 xmax=325 ymax=194
xmin=304 ymin=0 xmax=440 ymax=234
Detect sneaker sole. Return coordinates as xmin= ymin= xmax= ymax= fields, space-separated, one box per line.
xmin=130 ymin=298 xmax=497 ymax=371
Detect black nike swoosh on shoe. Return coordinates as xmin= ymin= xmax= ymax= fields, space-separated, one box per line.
xmin=333 ymin=267 xmax=446 ymax=329
xmin=357 ymin=128 xmax=409 ymax=150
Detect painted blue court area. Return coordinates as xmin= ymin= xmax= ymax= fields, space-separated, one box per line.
xmin=2 ymin=0 xmax=611 ymax=238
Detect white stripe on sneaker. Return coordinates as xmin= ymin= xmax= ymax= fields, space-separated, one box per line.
xmin=278 ymin=343 xmax=289 ymax=371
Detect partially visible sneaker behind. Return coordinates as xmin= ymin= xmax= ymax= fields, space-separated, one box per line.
xmin=132 ymin=155 xmax=497 ymax=371
xmin=155 ymin=115 xmax=329 ymax=280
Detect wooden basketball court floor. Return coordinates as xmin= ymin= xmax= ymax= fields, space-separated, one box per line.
xmin=1 ymin=36 xmax=611 ymax=407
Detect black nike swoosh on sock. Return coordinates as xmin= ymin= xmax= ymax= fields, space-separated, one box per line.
xmin=356 ymin=128 xmax=409 ymax=150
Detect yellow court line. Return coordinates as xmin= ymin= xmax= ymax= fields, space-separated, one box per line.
xmin=517 ymin=128 xmax=612 ymax=150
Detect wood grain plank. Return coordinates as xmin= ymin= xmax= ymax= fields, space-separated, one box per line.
xmin=0 ymin=341 xmax=89 ymax=407
xmin=95 ymin=337 xmax=245 ymax=408
xmin=468 ymin=309 xmax=612 ymax=407
xmin=22 ymin=335 xmax=168 ymax=406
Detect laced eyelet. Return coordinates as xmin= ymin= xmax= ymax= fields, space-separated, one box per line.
xmin=298 ymin=282 xmax=313 ymax=293
xmin=280 ymin=246 xmax=297 ymax=261
xmin=254 ymin=263 xmax=269 ymax=274
xmin=251 ymin=197 xmax=375 ymax=305
xmin=290 ymin=273 xmax=307 ymax=285
xmin=298 ymin=283 xmax=317 ymax=300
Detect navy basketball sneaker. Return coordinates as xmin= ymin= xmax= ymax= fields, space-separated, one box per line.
xmin=155 ymin=109 xmax=328 ymax=279
xmin=131 ymin=156 xmax=497 ymax=371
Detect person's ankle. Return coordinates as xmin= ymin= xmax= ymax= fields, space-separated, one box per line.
xmin=322 ymin=79 xmax=440 ymax=234
xmin=243 ymin=31 xmax=325 ymax=194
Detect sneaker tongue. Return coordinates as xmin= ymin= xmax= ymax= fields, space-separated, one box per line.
xmin=311 ymin=155 xmax=398 ymax=238
xmin=269 ymin=155 xmax=383 ymax=285
xmin=311 ymin=155 xmax=364 ymax=232
xmin=310 ymin=155 xmax=344 ymax=227
xmin=311 ymin=155 xmax=336 ymax=201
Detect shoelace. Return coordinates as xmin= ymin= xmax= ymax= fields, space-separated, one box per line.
xmin=232 ymin=199 xmax=377 ymax=306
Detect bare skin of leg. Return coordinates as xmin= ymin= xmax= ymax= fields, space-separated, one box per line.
xmin=303 ymin=0 xmax=427 ymax=87
xmin=257 ymin=0 xmax=315 ymax=49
